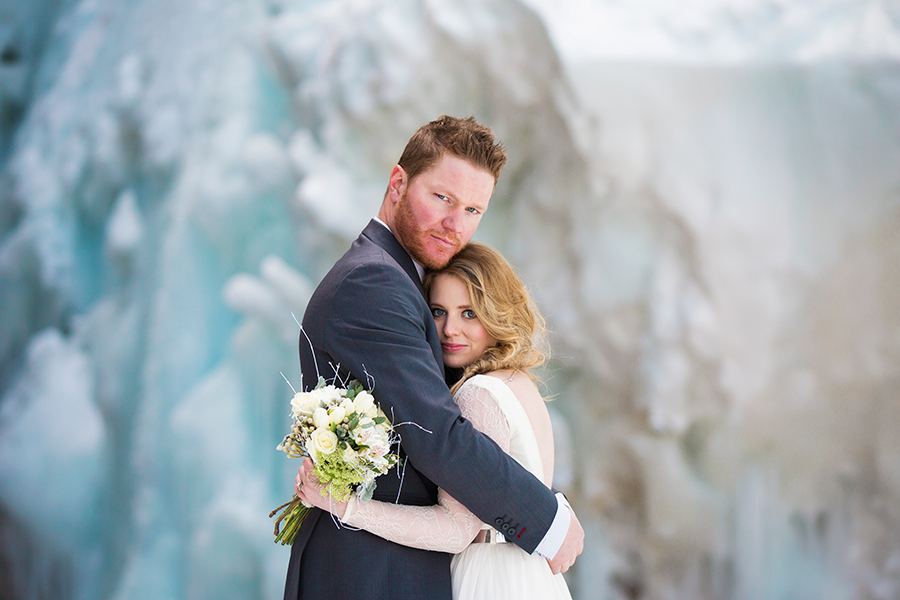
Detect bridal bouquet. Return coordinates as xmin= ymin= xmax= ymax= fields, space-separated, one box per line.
xmin=269 ymin=376 xmax=399 ymax=545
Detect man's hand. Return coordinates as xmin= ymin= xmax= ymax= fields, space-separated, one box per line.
xmin=547 ymin=505 xmax=584 ymax=574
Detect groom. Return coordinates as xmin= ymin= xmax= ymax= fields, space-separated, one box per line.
xmin=283 ymin=115 xmax=583 ymax=599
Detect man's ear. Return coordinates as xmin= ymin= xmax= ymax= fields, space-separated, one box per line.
xmin=387 ymin=164 xmax=407 ymax=203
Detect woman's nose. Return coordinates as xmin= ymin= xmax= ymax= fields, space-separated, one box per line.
xmin=443 ymin=315 xmax=460 ymax=336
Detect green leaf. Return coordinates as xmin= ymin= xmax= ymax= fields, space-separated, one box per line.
xmin=357 ymin=480 xmax=376 ymax=503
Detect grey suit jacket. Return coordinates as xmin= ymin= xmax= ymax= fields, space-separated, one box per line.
xmin=283 ymin=220 xmax=558 ymax=600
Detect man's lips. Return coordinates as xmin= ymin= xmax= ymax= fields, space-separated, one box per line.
xmin=430 ymin=233 xmax=459 ymax=249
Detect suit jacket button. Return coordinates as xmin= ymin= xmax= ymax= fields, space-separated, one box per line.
xmin=495 ymin=518 xmax=503 ymax=526
xmin=508 ymin=528 xmax=516 ymax=536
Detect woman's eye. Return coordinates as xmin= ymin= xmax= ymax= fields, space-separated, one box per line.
xmin=431 ymin=307 xmax=446 ymax=317
xmin=462 ymin=309 xmax=477 ymax=319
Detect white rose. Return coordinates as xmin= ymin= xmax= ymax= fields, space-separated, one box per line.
xmin=311 ymin=428 xmax=338 ymax=455
xmin=353 ymin=391 xmax=375 ymax=415
xmin=326 ymin=386 xmax=345 ymax=404
xmin=290 ymin=392 xmax=316 ymax=417
xmin=313 ymin=407 xmax=330 ymax=429
xmin=340 ymin=398 xmax=354 ymax=413
xmin=328 ymin=406 xmax=346 ymax=424
xmin=306 ymin=388 xmax=326 ymax=405
xmin=309 ymin=385 xmax=342 ymax=407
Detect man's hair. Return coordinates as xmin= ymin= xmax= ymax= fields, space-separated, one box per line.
xmin=397 ymin=115 xmax=508 ymax=184
xmin=423 ymin=242 xmax=547 ymax=395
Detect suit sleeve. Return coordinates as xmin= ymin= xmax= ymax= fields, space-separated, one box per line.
xmin=339 ymin=375 xmax=514 ymax=552
xmin=321 ymin=261 xmax=557 ymax=553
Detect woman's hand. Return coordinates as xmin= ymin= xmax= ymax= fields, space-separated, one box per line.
xmin=294 ymin=457 xmax=349 ymax=520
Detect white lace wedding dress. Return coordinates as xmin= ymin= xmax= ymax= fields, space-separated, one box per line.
xmin=339 ymin=374 xmax=572 ymax=600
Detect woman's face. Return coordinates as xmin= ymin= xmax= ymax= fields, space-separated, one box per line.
xmin=429 ymin=273 xmax=496 ymax=369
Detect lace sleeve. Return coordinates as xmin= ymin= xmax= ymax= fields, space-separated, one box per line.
xmin=341 ymin=379 xmax=511 ymax=553
xmin=455 ymin=377 xmax=511 ymax=455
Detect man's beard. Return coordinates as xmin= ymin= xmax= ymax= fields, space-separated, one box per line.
xmin=393 ymin=193 xmax=461 ymax=270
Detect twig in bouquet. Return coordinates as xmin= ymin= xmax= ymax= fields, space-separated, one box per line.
xmin=328 ymin=362 xmax=350 ymax=388
xmin=280 ymin=372 xmax=298 ymax=395
xmin=362 ymin=364 xmax=376 ymax=394
xmin=293 ymin=315 xmax=320 ymax=382
xmin=393 ymin=421 xmax=434 ymax=434
xmin=395 ymin=450 xmax=408 ymax=504
xmin=324 ymin=481 xmax=349 ymax=530
xmin=388 ymin=405 xmax=434 ymax=435
xmin=384 ymin=405 xmax=432 ymax=503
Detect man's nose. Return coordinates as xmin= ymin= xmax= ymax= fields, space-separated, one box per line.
xmin=441 ymin=209 xmax=462 ymax=233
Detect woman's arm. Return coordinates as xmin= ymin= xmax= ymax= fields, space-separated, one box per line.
xmin=296 ymin=379 xmax=511 ymax=553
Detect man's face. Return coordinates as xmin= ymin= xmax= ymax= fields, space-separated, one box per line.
xmin=391 ymin=155 xmax=495 ymax=270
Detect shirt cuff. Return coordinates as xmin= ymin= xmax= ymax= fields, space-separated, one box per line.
xmin=534 ymin=493 xmax=571 ymax=559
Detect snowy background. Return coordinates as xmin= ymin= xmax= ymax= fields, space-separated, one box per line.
xmin=1 ymin=0 xmax=899 ymax=599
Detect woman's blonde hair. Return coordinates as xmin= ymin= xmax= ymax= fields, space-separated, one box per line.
xmin=423 ymin=242 xmax=548 ymax=394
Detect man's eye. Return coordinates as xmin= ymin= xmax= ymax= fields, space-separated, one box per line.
xmin=436 ymin=194 xmax=449 ymax=202
xmin=465 ymin=207 xmax=480 ymax=215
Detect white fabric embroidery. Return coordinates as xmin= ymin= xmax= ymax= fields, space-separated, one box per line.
xmin=341 ymin=376 xmax=514 ymax=553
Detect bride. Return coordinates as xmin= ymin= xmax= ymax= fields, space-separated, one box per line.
xmin=295 ymin=242 xmax=573 ymax=600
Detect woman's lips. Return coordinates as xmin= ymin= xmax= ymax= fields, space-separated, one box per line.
xmin=441 ymin=343 xmax=466 ymax=353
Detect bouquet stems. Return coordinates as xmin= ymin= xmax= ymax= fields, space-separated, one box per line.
xmin=269 ymin=495 xmax=311 ymax=545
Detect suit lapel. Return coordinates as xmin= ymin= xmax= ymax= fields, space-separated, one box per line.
xmin=360 ymin=220 xmax=424 ymax=296
xmin=359 ymin=221 xmax=443 ymax=370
